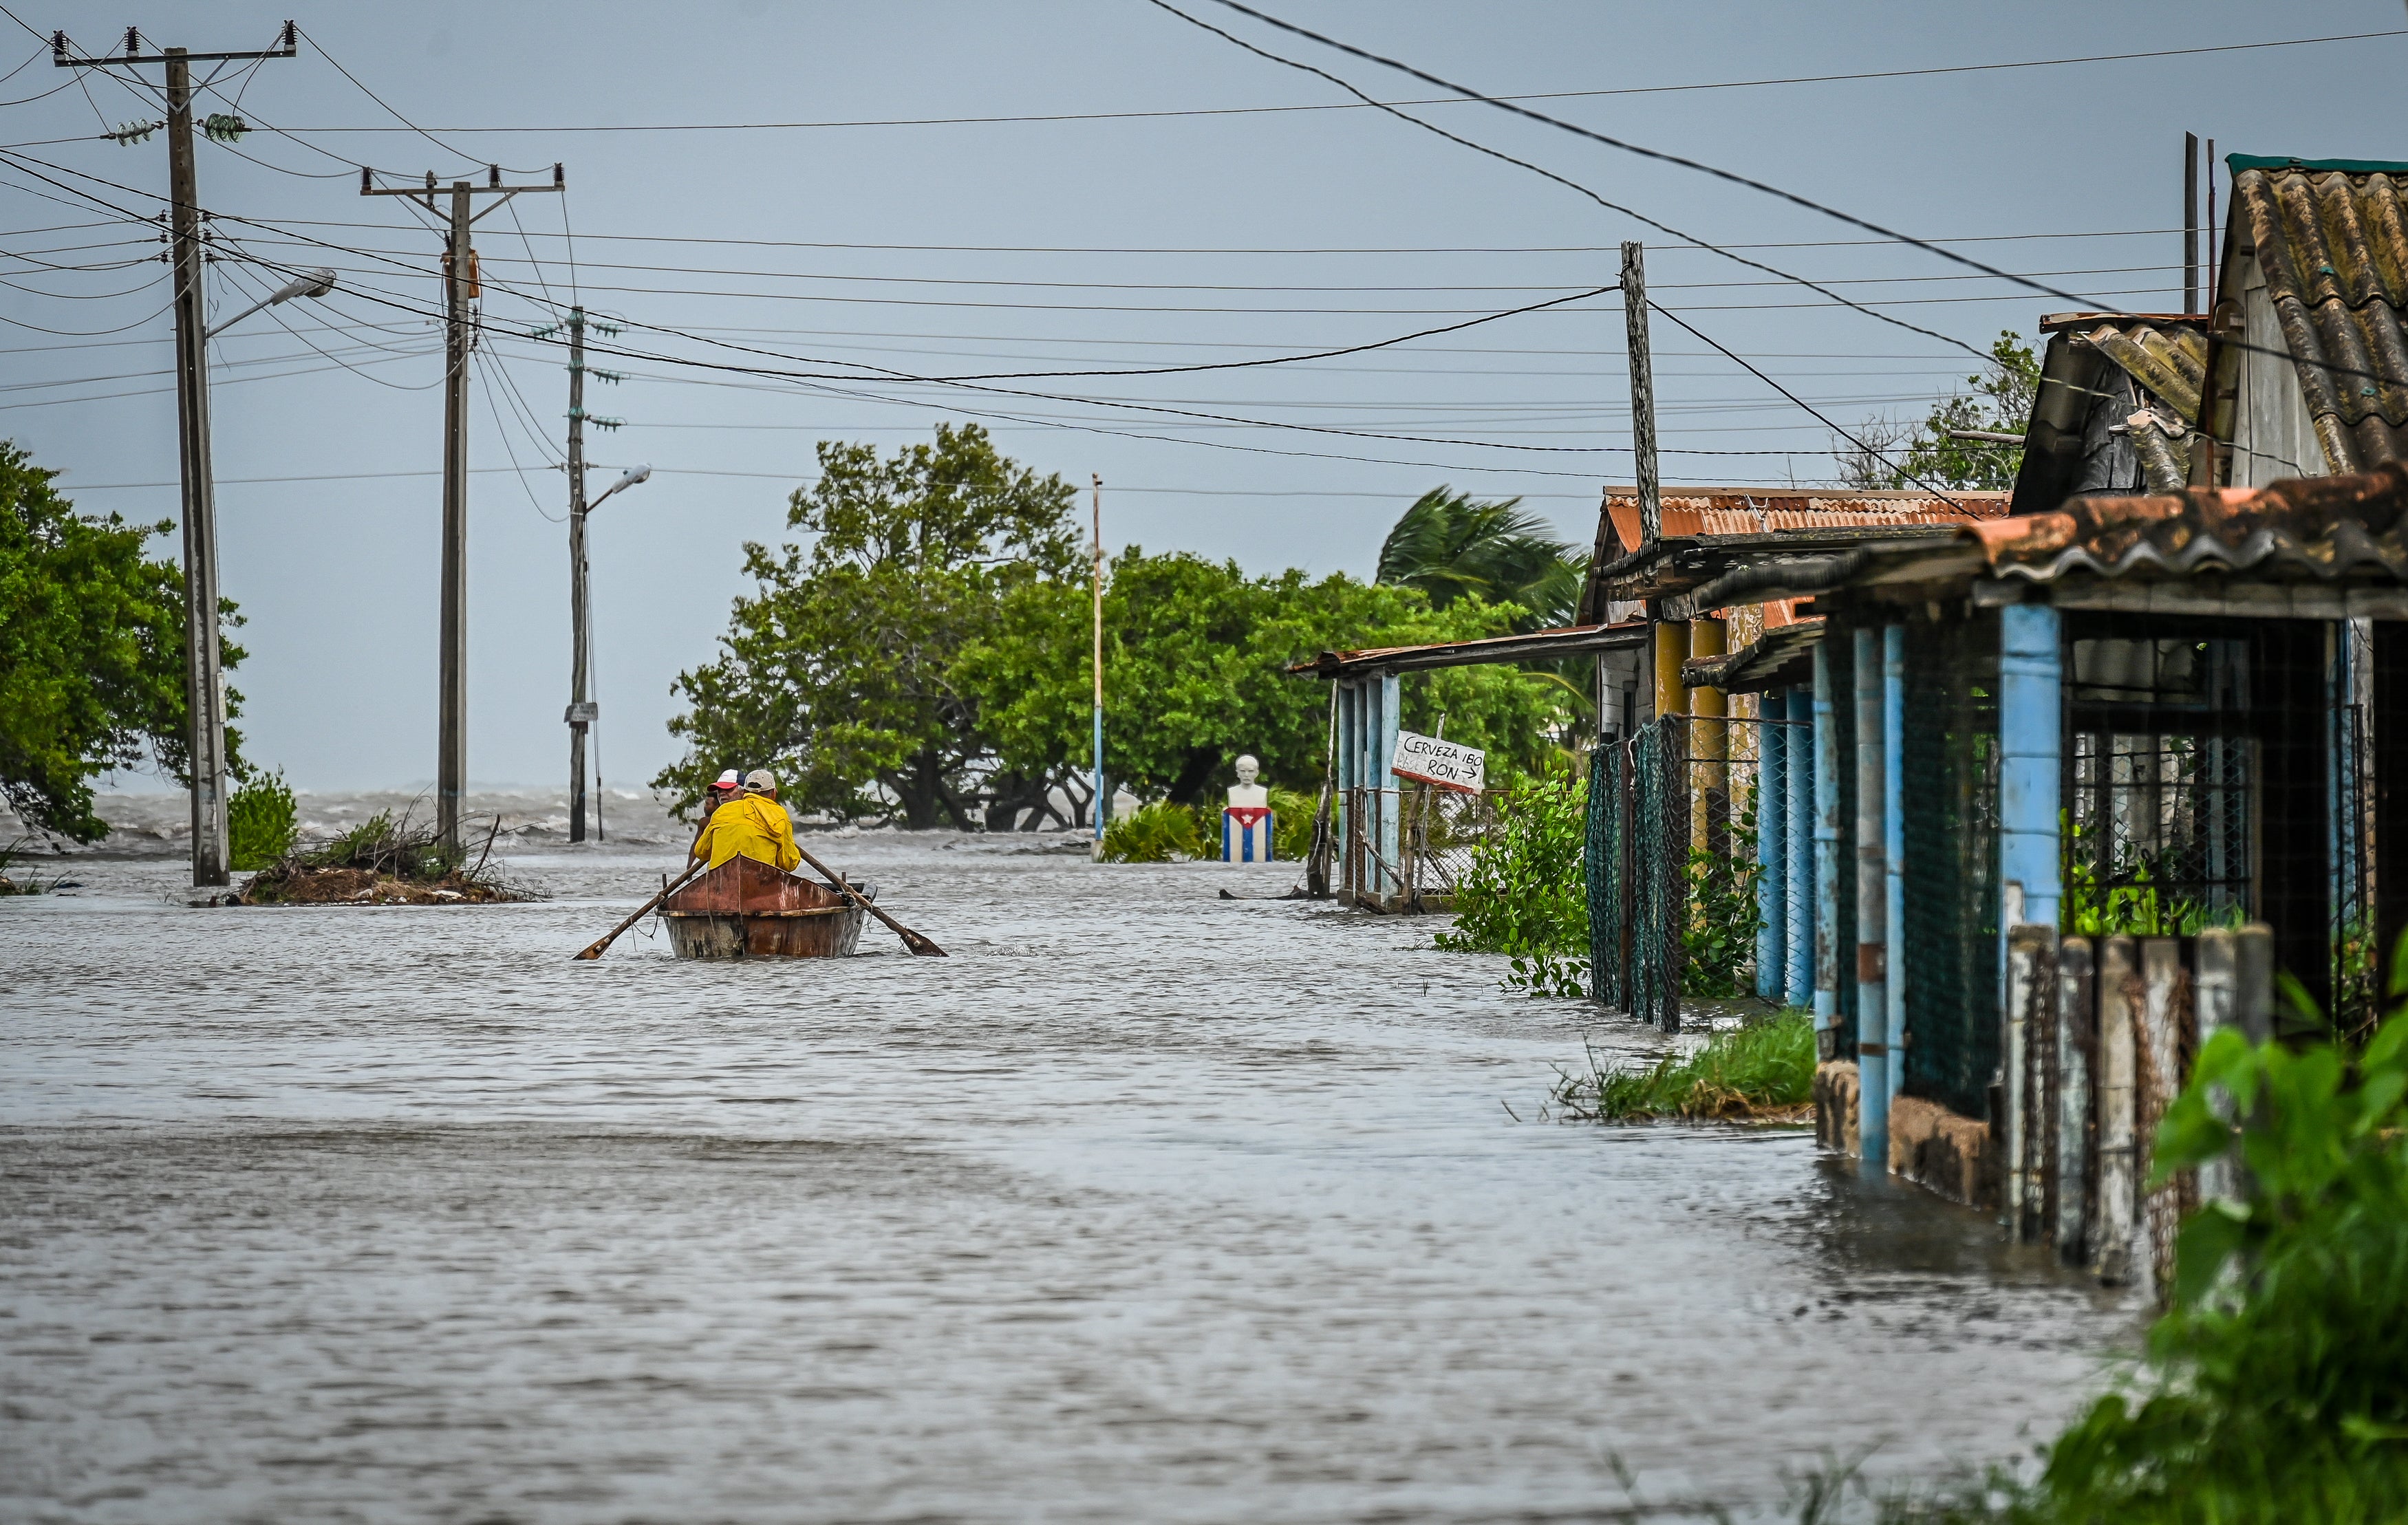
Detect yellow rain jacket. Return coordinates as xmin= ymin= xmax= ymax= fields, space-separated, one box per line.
xmin=691 ymin=792 xmax=802 ymax=872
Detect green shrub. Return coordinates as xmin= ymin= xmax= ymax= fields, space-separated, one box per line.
xmin=1098 ymin=799 xmax=1207 ymax=863
xmin=1268 ymin=786 xmax=1318 ymax=863
xmin=1681 ymin=790 xmax=1764 ymax=999
xmin=1437 ymin=757 xmax=1587 ymax=994
xmin=227 ymin=768 xmax=298 ymax=869
xmin=1552 ymin=1010 xmax=1814 ymax=1121
xmin=1880 ymin=951 xmax=2408 ymax=1523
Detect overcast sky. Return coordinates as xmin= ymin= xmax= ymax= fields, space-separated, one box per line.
xmin=6 ymin=0 xmax=2401 ymax=792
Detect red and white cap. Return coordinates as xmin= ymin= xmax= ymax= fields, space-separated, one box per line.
xmin=713 ymin=769 xmax=742 ymax=788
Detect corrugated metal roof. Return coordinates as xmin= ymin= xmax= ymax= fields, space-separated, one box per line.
xmin=1975 ymin=460 xmax=2408 ymax=583
xmin=1593 ymin=487 xmax=2007 ymax=564
xmin=2228 ymin=164 xmax=2408 ymax=471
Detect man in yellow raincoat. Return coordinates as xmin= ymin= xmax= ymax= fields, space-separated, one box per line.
xmin=691 ymin=769 xmax=801 ymax=872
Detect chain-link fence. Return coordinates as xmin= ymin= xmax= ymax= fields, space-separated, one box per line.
xmin=1342 ymin=783 xmax=1507 ymax=910
xmin=1587 ymin=714 xmax=1770 ymax=1032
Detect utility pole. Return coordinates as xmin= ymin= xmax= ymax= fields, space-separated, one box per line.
xmin=566 ymin=307 xmax=592 ymax=842
xmin=1090 ymin=473 xmax=1106 ymax=858
xmin=363 ymin=164 xmax=563 ymax=851
xmin=1620 ymin=241 xmax=1662 ymax=551
xmin=2184 ymin=132 xmax=2200 ymax=315
xmin=54 ymin=24 xmax=296 ymax=888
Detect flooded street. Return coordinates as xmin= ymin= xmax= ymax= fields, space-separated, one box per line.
xmin=3 ymin=809 xmax=2139 ymax=1523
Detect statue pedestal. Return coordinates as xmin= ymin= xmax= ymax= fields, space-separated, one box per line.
xmin=1221 ymin=805 xmax=1275 ymax=862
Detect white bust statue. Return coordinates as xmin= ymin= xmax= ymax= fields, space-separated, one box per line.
xmin=1226 ymin=754 xmax=1269 ymax=810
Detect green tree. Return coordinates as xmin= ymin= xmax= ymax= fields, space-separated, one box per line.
xmin=0 ymin=441 xmax=244 ymax=842
xmin=1836 ymin=330 xmax=2041 ymax=492
xmin=655 ymin=424 xmax=1079 ymax=829
xmin=957 ymin=549 xmax=1568 ymax=810
xmin=1375 ymin=486 xmax=1582 ymax=630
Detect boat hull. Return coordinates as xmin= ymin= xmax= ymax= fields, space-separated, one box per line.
xmin=658 ymin=854 xmax=866 ymax=960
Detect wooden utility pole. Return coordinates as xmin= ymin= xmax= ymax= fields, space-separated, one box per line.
xmin=1090 ymin=473 xmax=1105 ymax=858
xmin=55 ymin=25 xmax=296 ymax=887
xmin=1621 ymin=242 xmax=1662 ymax=550
xmin=363 ymin=164 xmax=563 ymax=851
xmin=565 ymin=307 xmax=594 ymax=842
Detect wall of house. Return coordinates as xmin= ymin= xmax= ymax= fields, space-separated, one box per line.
xmin=2230 ymin=253 xmax=2330 ymax=486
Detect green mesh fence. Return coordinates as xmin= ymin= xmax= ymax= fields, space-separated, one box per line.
xmin=1900 ymin=611 xmax=2001 ymax=1121
xmin=1584 ymin=718 xmax=1686 ymax=1028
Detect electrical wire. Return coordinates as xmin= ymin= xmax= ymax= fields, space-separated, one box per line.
xmin=244 ymin=28 xmax=2408 ymax=132
xmin=1146 ymin=0 xmax=1987 ymax=360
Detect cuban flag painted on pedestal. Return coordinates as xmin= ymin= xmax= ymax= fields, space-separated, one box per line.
xmin=1221 ymin=806 xmax=1275 ymax=862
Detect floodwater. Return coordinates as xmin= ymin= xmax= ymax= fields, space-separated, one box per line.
xmin=1 ymin=794 xmax=2142 ymax=1524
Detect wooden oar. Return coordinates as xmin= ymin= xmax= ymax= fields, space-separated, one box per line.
xmin=791 ymin=840 xmax=947 ymax=956
xmin=573 ymin=854 xmax=705 ymax=960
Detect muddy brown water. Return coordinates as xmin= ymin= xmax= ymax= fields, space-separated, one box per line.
xmin=2 ymin=806 xmax=2140 ymax=1523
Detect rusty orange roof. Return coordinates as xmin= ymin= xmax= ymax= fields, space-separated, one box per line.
xmin=1977 ymin=460 xmax=2408 ymax=583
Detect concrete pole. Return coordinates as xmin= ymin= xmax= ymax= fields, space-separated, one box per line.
xmin=1853 ymin=627 xmax=1890 ymax=1173
xmin=164 ymin=52 xmax=230 ymax=887
xmin=566 ymin=308 xmax=591 ymax=843
xmin=437 ymin=180 xmax=473 ymax=853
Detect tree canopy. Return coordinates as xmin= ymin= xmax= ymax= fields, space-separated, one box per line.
xmin=1375 ymin=486 xmax=1582 ymax=631
xmin=655 ymin=423 xmax=1078 ymax=830
xmin=658 ymin=429 xmax=1578 ymax=830
xmin=1836 ymin=330 xmax=2041 ymax=492
xmin=0 ymin=440 xmax=244 ymax=842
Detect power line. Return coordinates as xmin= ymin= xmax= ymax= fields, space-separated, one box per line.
xmin=239 ymin=28 xmax=2407 ymax=132
xmin=1145 ymin=0 xmax=1987 ymax=360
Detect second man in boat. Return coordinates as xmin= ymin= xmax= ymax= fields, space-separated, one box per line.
xmin=691 ymin=768 xmax=802 ymax=873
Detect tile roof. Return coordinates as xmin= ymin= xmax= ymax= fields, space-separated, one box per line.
xmin=1976 ymin=460 xmax=2408 ymax=584
xmin=2227 ymin=163 xmax=2408 ymax=471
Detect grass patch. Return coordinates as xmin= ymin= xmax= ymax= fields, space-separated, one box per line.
xmin=1552 ymin=1009 xmax=1814 ymax=1122
xmin=0 ymin=834 xmax=69 ymax=895
xmin=1097 ymin=799 xmax=1207 ymax=863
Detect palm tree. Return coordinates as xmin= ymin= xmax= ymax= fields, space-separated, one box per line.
xmin=1376 ymin=487 xmax=1582 ymax=631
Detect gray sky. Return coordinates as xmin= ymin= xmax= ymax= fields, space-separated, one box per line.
xmin=6 ymin=0 xmax=2401 ymax=792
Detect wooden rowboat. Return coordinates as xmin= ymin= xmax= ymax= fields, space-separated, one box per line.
xmin=658 ymin=853 xmax=866 ymax=960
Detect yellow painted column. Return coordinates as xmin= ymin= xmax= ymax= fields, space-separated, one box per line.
xmin=1690 ymin=618 xmax=1728 ymax=849
xmin=1653 ymin=620 xmax=1689 ymax=731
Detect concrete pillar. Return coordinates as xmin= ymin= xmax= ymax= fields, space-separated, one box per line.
xmin=1653 ymin=620 xmax=1688 ymax=732
xmin=1785 ymin=682 xmax=1814 ymax=1008
xmin=1812 ymin=647 xmax=1842 ymax=1049
xmin=1999 ymin=603 xmax=2064 ymax=929
xmin=1883 ymin=625 xmax=1907 ymax=1110
xmin=1756 ymin=691 xmax=1787 ymax=1001
xmin=1853 ymin=626 xmax=1889 ymax=1173
xmin=2094 ymin=935 xmax=2140 ymax=1285
xmin=1373 ymin=669 xmax=1401 ymax=896
xmin=1690 ymin=618 xmax=1727 ymax=850
xmin=1335 ymin=680 xmax=1361 ymax=898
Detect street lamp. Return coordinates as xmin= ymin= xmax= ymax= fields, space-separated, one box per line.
xmin=206 ymin=267 xmax=336 ymax=340
xmin=171 ymin=264 xmax=337 ymax=888
xmin=568 ymin=463 xmax=649 ymax=844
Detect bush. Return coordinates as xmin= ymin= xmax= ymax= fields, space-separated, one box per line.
xmin=1436 ymin=757 xmax=1587 ymax=994
xmin=1682 ymin=790 xmax=1764 ymax=999
xmin=1269 ymin=786 xmax=1318 ymax=863
xmin=226 ymin=768 xmax=297 ymax=869
xmin=1880 ymin=958 xmax=2408 ymax=1522
xmin=1552 ymin=1010 xmax=1814 ymax=1121
xmin=1098 ymin=799 xmax=1207 ymax=863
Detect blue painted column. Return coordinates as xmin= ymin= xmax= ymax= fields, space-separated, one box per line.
xmin=1756 ymin=691 xmax=1787 ymax=1001
xmin=1883 ymin=626 xmax=1908 ymax=1112
xmin=1853 ymin=626 xmax=1890 ymax=1175
xmin=1999 ymin=604 xmax=2064 ymax=928
xmin=1372 ymin=670 xmax=1402 ymax=896
xmin=1812 ymin=648 xmax=1841 ymax=1042
xmin=1785 ymin=682 xmax=1814 ymax=1008
xmin=1335 ymin=680 xmax=1359 ymax=897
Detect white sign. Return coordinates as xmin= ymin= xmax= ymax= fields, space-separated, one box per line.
xmin=1390 ymin=731 xmax=1486 ymax=793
